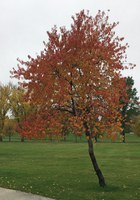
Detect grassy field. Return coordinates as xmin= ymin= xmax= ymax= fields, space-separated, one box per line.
xmin=0 ymin=134 xmax=140 ymax=200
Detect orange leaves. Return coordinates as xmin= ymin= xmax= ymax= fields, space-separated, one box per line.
xmin=69 ymin=116 xmax=84 ymax=136
xmin=10 ymin=10 xmax=133 ymax=140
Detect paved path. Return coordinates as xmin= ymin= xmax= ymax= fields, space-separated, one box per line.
xmin=0 ymin=187 xmax=55 ymax=200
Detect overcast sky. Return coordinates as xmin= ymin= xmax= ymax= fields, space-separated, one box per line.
xmin=0 ymin=0 xmax=140 ymax=96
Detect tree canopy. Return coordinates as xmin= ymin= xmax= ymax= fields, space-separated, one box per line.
xmin=11 ymin=10 xmax=132 ymax=139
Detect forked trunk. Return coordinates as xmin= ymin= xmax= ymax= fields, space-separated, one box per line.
xmin=84 ymin=122 xmax=106 ymax=187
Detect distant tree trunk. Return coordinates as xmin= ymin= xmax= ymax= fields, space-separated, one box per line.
xmin=17 ymin=120 xmax=25 ymax=142
xmin=9 ymin=134 xmax=12 ymax=142
xmin=75 ymin=135 xmax=78 ymax=143
xmin=0 ymin=119 xmax=4 ymax=142
xmin=62 ymin=131 xmax=67 ymax=141
xmin=84 ymin=122 xmax=106 ymax=187
xmin=21 ymin=136 xmax=25 ymax=142
xmin=0 ymin=135 xmax=3 ymax=142
xmin=121 ymin=129 xmax=125 ymax=143
xmin=94 ymin=136 xmax=98 ymax=143
xmin=121 ymin=121 xmax=126 ymax=143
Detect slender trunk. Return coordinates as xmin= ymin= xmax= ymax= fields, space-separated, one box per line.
xmin=84 ymin=122 xmax=106 ymax=187
xmin=17 ymin=120 xmax=25 ymax=142
xmin=75 ymin=135 xmax=78 ymax=143
xmin=121 ymin=119 xmax=126 ymax=143
xmin=88 ymin=137 xmax=106 ymax=187
xmin=94 ymin=136 xmax=98 ymax=143
xmin=21 ymin=136 xmax=25 ymax=142
xmin=121 ymin=129 xmax=125 ymax=143
xmin=9 ymin=134 xmax=11 ymax=142
xmin=62 ymin=132 xmax=67 ymax=141
xmin=0 ymin=119 xmax=4 ymax=142
xmin=0 ymin=135 xmax=3 ymax=142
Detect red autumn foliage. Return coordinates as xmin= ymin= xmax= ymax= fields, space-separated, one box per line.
xmin=11 ymin=10 xmax=133 ymax=140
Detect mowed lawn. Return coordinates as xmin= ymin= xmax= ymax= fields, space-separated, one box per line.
xmin=0 ymin=135 xmax=140 ymax=200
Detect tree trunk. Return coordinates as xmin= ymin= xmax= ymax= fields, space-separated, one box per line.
xmin=121 ymin=129 xmax=125 ymax=143
xmin=9 ymin=134 xmax=11 ymax=142
xmin=94 ymin=136 xmax=98 ymax=143
xmin=0 ymin=135 xmax=3 ymax=142
xmin=121 ymin=119 xmax=126 ymax=143
xmin=88 ymin=137 xmax=106 ymax=187
xmin=84 ymin=122 xmax=106 ymax=187
xmin=0 ymin=119 xmax=4 ymax=142
xmin=21 ymin=136 xmax=25 ymax=142
xmin=75 ymin=135 xmax=78 ymax=143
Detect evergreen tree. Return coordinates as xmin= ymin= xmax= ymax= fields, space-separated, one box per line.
xmin=120 ymin=76 xmax=139 ymax=142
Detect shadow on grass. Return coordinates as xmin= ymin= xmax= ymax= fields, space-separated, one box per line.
xmin=81 ymin=180 xmax=120 ymax=193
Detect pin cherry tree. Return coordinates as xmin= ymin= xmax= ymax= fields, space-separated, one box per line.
xmin=11 ymin=10 xmax=133 ymax=187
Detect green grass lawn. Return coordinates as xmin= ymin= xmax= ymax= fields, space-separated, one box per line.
xmin=0 ymin=134 xmax=140 ymax=200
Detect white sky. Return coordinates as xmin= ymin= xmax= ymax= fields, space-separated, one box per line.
xmin=0 ymin=0 xmax=140 ymax=96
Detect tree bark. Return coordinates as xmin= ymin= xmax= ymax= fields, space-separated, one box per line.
xmin=0 ymin=135 xmax=3 ymax=142
xmin=84 ymin=122 xmax=106 ymax=187
xmin=87 ymin=137 xmax=106 ymax=187
xmin=121 ymin=119 xmax=125 ymax=143
xmin=21 ymin=136 xmax=25 ymax=142
xmin=9 ymin=134 xmax=11 ymax=142
xmin=121 ymin=129 xmax=125 ymax=143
